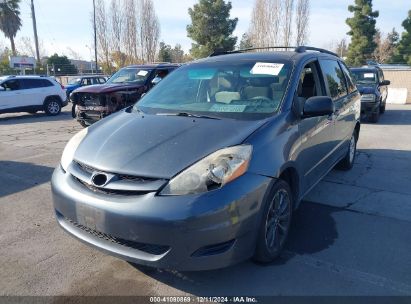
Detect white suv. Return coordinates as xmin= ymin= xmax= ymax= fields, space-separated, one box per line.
xmin=0 ymin=75 xmax=68 ymax=116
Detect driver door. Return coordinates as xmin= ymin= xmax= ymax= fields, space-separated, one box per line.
xmin=296 ymin=60 xmax=335 ymax=194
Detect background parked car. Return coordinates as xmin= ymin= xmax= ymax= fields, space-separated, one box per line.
xmin=65 ymin=75 xmax=107 ymax=99
xmin=0 ymin=75 xmax=67 ymax=116
xmin=70 ymin=63 xmax=180 ymax=127
xmin=350 ymin=66 xmax=390 ymax=123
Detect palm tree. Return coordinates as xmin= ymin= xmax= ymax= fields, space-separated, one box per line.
xmin=0 ymin=0 xmax=22 ymax=56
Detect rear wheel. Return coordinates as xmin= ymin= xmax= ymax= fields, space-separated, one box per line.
xmin=253 ymin=180 xmax=292 ymax=263
xmin=336 ymin=131 xmax=357 ymax=171
xmin=44 ymin=98 xmax=61 ymax=116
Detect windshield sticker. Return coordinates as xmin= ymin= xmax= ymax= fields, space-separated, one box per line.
xmin=210 ymin=104 xmax=247 ymax=112
xmin=364 ymin=73 xmax=375 ymax=78
xmin=251 ymin=62 xmax=284 ymax=76
xmin=137 ymin=70 xmax=149 ymax=76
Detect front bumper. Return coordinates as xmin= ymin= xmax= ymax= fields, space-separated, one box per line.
xmin=361 ymin=101 xmax=379 ymax=116
xmin=61 ymin=98 xmax=69 ymax=107
xmin=51 ymin=165 xmax=271 ymax=271
xmin=76 ymin=106 xmax=109 ymax=125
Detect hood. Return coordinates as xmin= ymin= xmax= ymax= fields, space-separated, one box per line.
xmin=65 ymin=84 xmax=78 ymax=89
xmin=356 ymin=83 xmax=377 ymax=95
xmin=74 ymin=111 xmax=267 ymax=179
xmin=73 ymin=83 xmax=144 ymax=94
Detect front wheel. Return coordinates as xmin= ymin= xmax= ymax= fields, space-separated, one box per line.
xmin=336 ymin=131 xmax=357 ymax=171
xmin=380 ymin=102 xmax=386 ymax=114
xmin=44 ymin=98 xmax=61 ymax=116
xmin=253 ymin=180 xmax=293 ymax=263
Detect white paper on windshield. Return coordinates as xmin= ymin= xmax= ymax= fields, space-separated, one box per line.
xmin=137 ymin=70 xmax=149 ymax=76
xmin=210 ymin=104 xmax=246 ymax=112
xmin=364 ymin=73 xmax=375 ymax=78
xmin=251 ymin=62 xmax=284 ymax=76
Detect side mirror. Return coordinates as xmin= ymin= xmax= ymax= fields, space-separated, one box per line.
xmin=303 ymin=96 xmax=334 ymax=118
xmin=151 ymin=76 xmax=162 ymax=86
xmin=380 ymin=80 xmax=390 ymax=86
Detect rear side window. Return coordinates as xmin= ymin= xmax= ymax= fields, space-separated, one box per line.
xmin=20 ymin=79 xmax=53 ymax=89
xmin=339 ymin=62 xmax=356 ymax=94
xmin=319 ymin=59 xmax=348 ymax=100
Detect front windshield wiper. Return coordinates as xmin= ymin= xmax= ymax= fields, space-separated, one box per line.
xmin=156 ymin=112 xmax=221 ymax=120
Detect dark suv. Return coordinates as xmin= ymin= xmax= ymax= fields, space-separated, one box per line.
xmin=52 ymin=47 xmax=360 ymax=271
xmin=350 ymin=66 xmax=390 ymax=123
xmin=70 ymin=63 xmax=179 ymax=127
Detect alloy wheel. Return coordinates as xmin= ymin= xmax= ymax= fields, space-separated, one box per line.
xmin=264 ymin=188 xmax=291 ymax=254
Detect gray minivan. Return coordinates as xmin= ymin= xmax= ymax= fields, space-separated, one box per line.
xmin=51 ymin=46 xmax=361 ymax=271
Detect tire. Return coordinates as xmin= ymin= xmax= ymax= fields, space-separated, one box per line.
xmin=336 ymin=131 xmax=357 ymax=171
xmin=370 ymin=108 xmax=380 ymax=123
xmin=253 ymin=180 xmax=293 ymax=263
xmin=380 ymin=102 xmax=386 ymax=114
xmin=71 ymin=104 xmax=77 ymax=118
xmin=78 ymin=120 xmax=89 ymax=128
xmin=44 ymin=97 xmax=61 ymax=116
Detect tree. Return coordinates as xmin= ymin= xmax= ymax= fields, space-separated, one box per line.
xmin=249 ymin=0 xmax=282 ymax=48
xmin=171 ymin=44 xmax=184 ymax=63
xmin=110 ymin=0 xmax=123 ymax=54
xmin=391 ymin=10 xmax=411 ymax=64
xmin=373 ymin=29 xmax=398 ymax=63
xmin=123 ymin=0 xmax=138 ymax=64
xmin=334 ymin=38 xmax=348 ymax=58
xmin=95 ymin=0 xmax=112 ymax=73
xmin=0 ymin=46 xmax=14 ymax=75
xmin=283 ymin=0 xmax=294 ymax=47
xmin=18 ymin=36 xmax=45 ymax=59
xmin=346 ymin=0 xmax=379 ymax=66
xmin=157 ymin=42 xmax=172 ymax=62
xmin=187 ymin=0 xmax=238 ymax=58
xmin=139 ymin=0 xmax=160 ymax=63
xmin=295 ymin=0 xmax=310 ymax=46
xmin=239 ymin=33 xmax=253 ymax=49
xmin=0 ymin=0 xmax=22 ymax=56
xmin=47 ymin=54 xmax=78 ymax=76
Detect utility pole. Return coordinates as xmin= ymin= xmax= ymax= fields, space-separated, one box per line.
xmin=93 ymin=0 xmax=98 ymax=73
xmin=31 ymin=0 xmax=41 ymax=64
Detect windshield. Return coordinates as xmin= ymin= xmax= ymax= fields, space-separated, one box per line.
xmin=107 ymin=68 xmax=152 ymax=84
xmin=351 ymin=70 xmax=377 ymax=84
xmin=68 ymin=78 xmax=81 ymax=85
xmin=135 ymin=60 xmax=292 ymax=120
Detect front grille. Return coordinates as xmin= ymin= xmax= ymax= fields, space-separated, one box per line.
xmin=79 ymin=93 xmax=106 ymax=106
xmin=71 ymin=161 xmax=165 ymax=195
xmin=118 ymin=174 xmax=157 ymax=183
xmin=74 ymin=176 xmax=149 ymax=196
xmin=76 ymin=161 xmax=94 ymax=174
xmin=66 ymin=217 xmax=170 ymax=255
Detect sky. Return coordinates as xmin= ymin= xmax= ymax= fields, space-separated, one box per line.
xmin=2 ymin=0 xmax=410 ymax=61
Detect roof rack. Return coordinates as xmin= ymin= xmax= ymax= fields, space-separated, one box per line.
xmin=295 ymin=46 xmax=339 ymax=57
xmin=209 ymin=45 xmax=339 ymax=58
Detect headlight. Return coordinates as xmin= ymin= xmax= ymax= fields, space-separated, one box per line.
xmin=361 ymin=94 xmax=376 ymax=102
xmin=160 ymin=145 xmax=253 ymax=196
xmin=60 ymin=128 xmax=88 ymax=172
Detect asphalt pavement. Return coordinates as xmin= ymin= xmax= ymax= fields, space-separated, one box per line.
xmin=0 ymin=105 xmax=410 ymax=296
